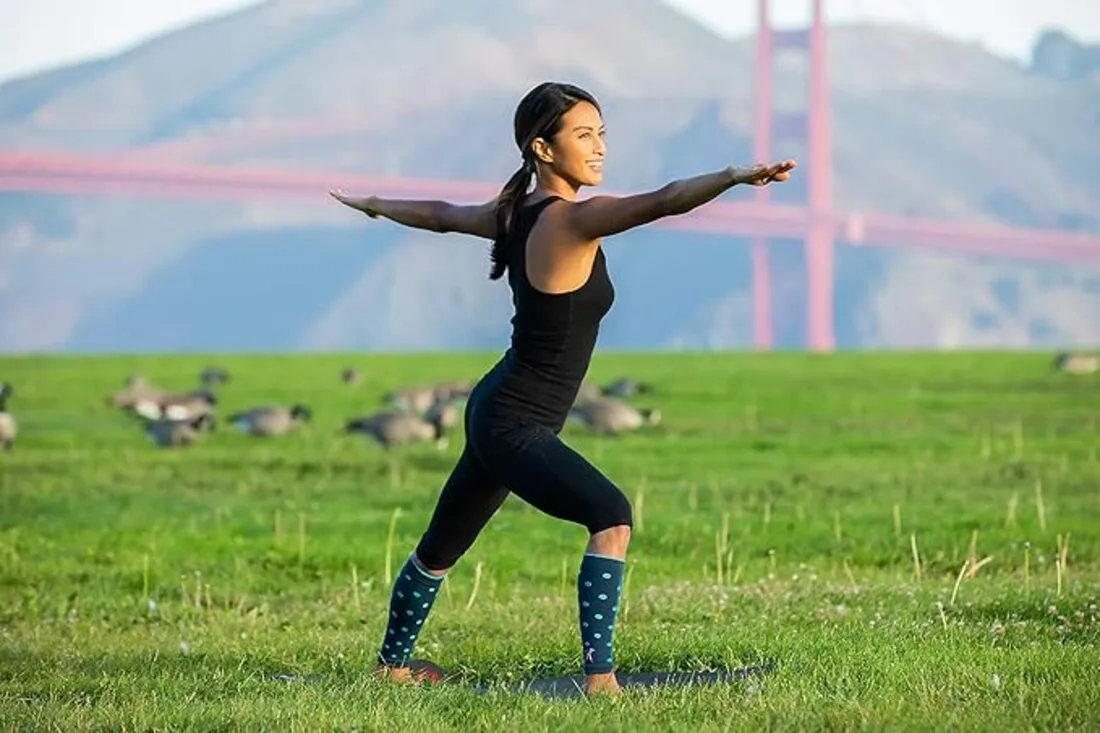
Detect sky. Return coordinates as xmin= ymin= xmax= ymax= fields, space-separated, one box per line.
xmin=2 ymin=0 xmax=1098 ymax=84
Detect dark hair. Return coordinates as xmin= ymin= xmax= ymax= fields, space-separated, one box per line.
xmin=488 ymin=81 xmax=601 ymax=280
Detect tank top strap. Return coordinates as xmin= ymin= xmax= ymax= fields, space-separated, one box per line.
xmin=511 ymin=195 xmax=562 ymax=263
xmin=521 ymin=195 xmax=562 ymax=223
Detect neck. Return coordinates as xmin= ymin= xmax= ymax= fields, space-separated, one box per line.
xmin=533 ymin=169 xmax=581 ymax=201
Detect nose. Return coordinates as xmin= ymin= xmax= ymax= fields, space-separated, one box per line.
xmin=594 ymin=135 xmax=606 ymax=156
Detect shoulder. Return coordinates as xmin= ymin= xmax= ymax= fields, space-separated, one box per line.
xmin=535 ymin=194 xmax=619 ymax=243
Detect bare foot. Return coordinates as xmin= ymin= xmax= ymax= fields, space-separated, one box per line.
xmin=373 ymin=662 xmax=445 ymax=686
xmin=585 ymin=671 xmax=622 ymax=698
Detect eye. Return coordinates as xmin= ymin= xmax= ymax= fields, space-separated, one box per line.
xmin=579 ymin=132 xmax=591 ymax=140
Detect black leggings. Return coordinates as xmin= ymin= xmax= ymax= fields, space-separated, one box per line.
xmin=415 ymin=390 xmax=633 ymax=571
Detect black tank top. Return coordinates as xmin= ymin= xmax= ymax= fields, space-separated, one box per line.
xmin=479 ymin=195 xmax=615 ymax=429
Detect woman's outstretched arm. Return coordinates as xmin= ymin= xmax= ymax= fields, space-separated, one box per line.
xmin=329 ymin=190 xmax=498 ymax=239
xmin=561 ymin=160 xmax=796 ymax=241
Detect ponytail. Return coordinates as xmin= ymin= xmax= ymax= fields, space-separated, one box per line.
xmin=488 ymin=159 xmax=534 ymax=280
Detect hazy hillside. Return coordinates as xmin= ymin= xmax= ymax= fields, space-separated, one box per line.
xmin=0 ymin=0 xmax=1097 ymax=352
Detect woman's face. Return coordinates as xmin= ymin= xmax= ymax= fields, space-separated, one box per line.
xmin=535 ymin=101 xmax=606 ymax=188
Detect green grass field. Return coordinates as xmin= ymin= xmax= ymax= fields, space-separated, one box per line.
xmin=1 ymin=351 xmax=1097 ymax=731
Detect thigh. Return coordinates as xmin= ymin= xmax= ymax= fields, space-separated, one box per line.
xmin=494 ymin=427 xmax=633 ymax=534
xmin=415 ymin=446 xmax=510 ymax=570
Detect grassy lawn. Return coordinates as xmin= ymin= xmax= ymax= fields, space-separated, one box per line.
xmin=0 ymin=351 xmax=1097 ymax=731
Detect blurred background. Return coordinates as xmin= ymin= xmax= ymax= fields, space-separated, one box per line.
xmin=1 ymin=0 xmax=1098 ymax=354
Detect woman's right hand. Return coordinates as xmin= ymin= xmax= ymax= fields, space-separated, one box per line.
xmin=329 ymin=189 xmax=380 ymax=217
xmin=734 ymin=160 xmax=797 ymax=186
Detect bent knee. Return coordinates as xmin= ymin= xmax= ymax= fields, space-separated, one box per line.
xmin=592 ymin=523 xmax=632 ymax=544
xmin=588 ymin=491 xmax=633 ymax=535
xmin=588 ymin=521 xmax=631 ymax=558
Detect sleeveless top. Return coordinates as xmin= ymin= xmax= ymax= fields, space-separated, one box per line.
xmin=478 ymin=195 xmax=615 ymax=430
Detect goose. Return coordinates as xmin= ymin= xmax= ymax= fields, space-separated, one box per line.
xmin=575 ymin=380 xmax=602 ymax=403
xmin=423 ymin=397 xmax=461 ymax=433
xmin=600 ymin=377 xmax=655 ymax=399
xmin=569 ymin=397 xmax=661 ymax=435
xmin=0 ymin=382 xmax=16 ymax=451
xmin=385 ymin=380 xmax=473 ymax=414
xmin=199 ymin=365 xmax=231 ymax=387
xmin=1052 ymin=352 xmax=1098 ymax=375
xmin=384 ymin=386 xmax=438 ymax=414
xmin=144 ymin=413 xmax=215 ymax=448
xmin=108 ymin=374 xmax=165 ymax=411
xmin=228 ymin=404 xmax=311 ymax=437
xmin=431 ymin=380 xmax=473 ymax=402
xmin=344 ymin=410 xmax=449 ymax=450
xmin=133 ymin=389 xmax=217 ymax=423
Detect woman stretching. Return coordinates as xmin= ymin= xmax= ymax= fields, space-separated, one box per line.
xmin=330 ymin=81 xmax=794 ymax=697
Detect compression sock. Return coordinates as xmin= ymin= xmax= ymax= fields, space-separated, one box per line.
xmin=376 ymin=553 xmax=444 ymax=667
xmin=577 ymin=553 xmax=625 ymax=675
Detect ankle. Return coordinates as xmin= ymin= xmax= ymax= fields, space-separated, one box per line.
xmin=585 ymin=670 xmax=622 ymax=696
xmin=586 ymin=670 xmax=616 ymax=682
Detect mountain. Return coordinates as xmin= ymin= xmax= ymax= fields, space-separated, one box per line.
xmin=0 ymin=0 xmax=1097 ymax=353
xmin=1030 ymin=29 xmax=1100 ymax=83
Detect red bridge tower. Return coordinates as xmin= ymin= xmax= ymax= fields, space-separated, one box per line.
xmin=752 ymin=0 xmax=834 ymax=350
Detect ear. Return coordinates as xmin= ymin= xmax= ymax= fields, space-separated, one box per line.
xmin=531 ymin=137 xmax=554 ymax=164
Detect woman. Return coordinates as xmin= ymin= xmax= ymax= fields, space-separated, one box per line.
xmin=330 ymin=81 xmax=794 ymax=697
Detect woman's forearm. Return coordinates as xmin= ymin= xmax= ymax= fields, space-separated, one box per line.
xmin=368 ymin=198 xmax=450 ymax=232
xmin=659 ymin=167 xmax=742 ymax=217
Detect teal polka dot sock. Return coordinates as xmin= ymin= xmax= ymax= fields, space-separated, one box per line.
xmin=377 ymin=553 xmax=444 ymax=666
xmin=577 ymin=552 xmax=625 ymax=675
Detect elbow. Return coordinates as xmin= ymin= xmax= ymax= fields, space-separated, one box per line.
xmin=428 ymin=203 xmax=450 ymax=233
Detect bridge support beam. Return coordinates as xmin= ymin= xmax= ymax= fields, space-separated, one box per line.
xmin=753 ymin=0 xmax=835 ymax=351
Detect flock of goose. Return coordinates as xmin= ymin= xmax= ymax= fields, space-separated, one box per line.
xmin=92 ymin=365 xmax=662 ymax=450
xmin=0 ymin=351 xmax=1093 ymax=454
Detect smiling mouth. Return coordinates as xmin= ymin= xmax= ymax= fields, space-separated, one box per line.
xmin=586 ymin=160 xmax=604 ymax=172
